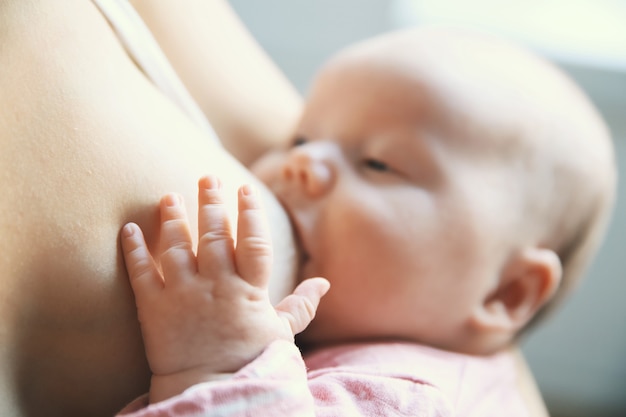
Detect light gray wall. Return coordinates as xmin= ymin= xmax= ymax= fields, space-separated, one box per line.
xmin=230 ymin=1 xmax=626 ymax=415
xmin=231 ymin=0 xmax=392 ymax=93
xmin=521 ymin=65 xmax=626 ymax=416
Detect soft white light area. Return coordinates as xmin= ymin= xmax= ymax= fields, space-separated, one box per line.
xmin=390 ymin=0 xmax=626 ymax=71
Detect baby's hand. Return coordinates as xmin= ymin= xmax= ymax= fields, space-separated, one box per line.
xmin=121 ymin=176 xmax=329 ymax=403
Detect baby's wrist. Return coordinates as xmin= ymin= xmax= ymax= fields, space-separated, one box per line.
xmin=148 ymin=368 xmax=234 ymax=404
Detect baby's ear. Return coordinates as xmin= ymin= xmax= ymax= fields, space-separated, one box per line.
xmin=471 ymin=247 xmax=562 ymax=336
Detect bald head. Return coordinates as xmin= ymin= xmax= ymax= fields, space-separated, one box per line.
xmin=324 ymin=27 xmax=616 ymax=325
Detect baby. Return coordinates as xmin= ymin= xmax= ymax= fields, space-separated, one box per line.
xmin=117 ymin=27 xmax=616 ymax=416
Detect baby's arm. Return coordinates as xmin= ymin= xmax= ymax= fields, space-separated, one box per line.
xmin=120 ymin=176 xmax=329 ymax=404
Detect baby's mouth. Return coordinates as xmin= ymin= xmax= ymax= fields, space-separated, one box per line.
xmin=292 ymin=220 xmax=311 ymax=278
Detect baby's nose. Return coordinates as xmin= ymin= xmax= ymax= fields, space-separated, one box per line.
xmin=282 ymin=145 xmax=335 ymax=197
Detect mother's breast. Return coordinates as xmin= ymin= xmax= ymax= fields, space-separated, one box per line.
xmin=0 ymin=1 xmax=296 ymax=416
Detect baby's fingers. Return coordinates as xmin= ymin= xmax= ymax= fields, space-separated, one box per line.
xmin=197 ymin=176 xmax=235 ymax=277
xmin=159 ymin=194 xmax=196 ymax=283
xmin=121 ymin=223 xmax=162 ymax=302
xmin=236 ymin=184 xmax=273 ymax=288
xmin=275 ymin=278 xmax=330 ymax=335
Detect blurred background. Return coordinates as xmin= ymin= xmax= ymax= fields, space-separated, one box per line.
xmin=229 ymin=1 xmax=626 ymax=416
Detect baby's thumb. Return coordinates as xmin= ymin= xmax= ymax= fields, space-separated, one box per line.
xmin=275 ymin=278 xmax=330 ymax=335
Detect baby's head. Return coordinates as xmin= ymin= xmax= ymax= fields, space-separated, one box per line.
xmin=253 ymin=27 xmax=616 ymax=354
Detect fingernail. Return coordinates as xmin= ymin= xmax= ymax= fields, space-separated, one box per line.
xmin=122 ymin=223 xmax=136 ymax=238
xmin=241 ymin=184 xmax=254 ymax=196
xmin=202 ymin=175 xmax=221 ymax=190
xmin=164 ymin=194 xmax=179 ymax=207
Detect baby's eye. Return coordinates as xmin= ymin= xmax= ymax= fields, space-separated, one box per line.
xmin=292 ymin=136 xmax=308 ymax=147
xmin=364 ymin=158 xmax=390 ymax=172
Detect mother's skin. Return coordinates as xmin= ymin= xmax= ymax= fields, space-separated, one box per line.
xmin=0 ymin=1 xmax=300 ymax=416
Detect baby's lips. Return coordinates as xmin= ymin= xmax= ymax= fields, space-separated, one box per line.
xmin=273 ymin=188 xmax=317 ymax=277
